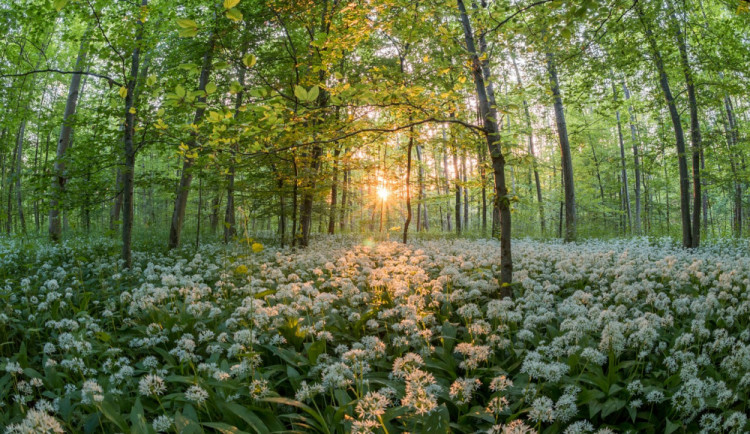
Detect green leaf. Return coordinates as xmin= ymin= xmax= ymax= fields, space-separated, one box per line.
xmin=307 ymin=339 xmax=326 ymax=365
xmin=205 ymin=82 xmax=217 ymax=94
xmin=600 ymin=398 xmax=626 ymax=418
xmin=130 ymin=398 xmax=150 ymax=433
xmin=220 ymin=402 xmax=270 ymax=434
xmin=223 ymin=0 xmax=240 ymax=9
xmin=53 ymin=0 xmax=68 ymax=11
xmin=665 ymin=418 xmax=681 ymax=434
xmin=260 ymin=397 xmax=326 ymax=429
xmin=423 ymin=405 xmax=450 ymax=433
xmin=225 ymin=8 xmax=243 ymax=21
xmin=97 ymin=398 xmax=129 ymax=433
xmin=294 ymin=85 xmax=307 ymax=101
xmin=242 ymin=54 xmax=257 ymax=68
xmin=175 ymin=412 xmax=204 ymax=434
xmin=307 ymin=85 xmax=320 ymax=102
xmin=202 ymin=422 xmax=249 ymax=434
xmin=230 ymin=80 xmax=243 ymax=94
xmin=175 ymin=85 xmax=186 ymax=98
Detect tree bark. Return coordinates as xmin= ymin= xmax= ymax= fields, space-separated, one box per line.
xmin=611 ymin=73 xmax=632 ymax=233
xmin=121 ymin=0 xmax=148 ymax=267
xmin=546 ymin=52 xmax=576 ymax=242
xmin=512 ymin=53 xmax=544 ymax=235
xmin=453 ymin=145 xmax=461 ymax=235
xmin=328 ymin=146 xmax=340 ymax=235
xmin=671 ymin=7 xmax=701 ymax=247
xmin=638 ymin=5 xmax=692 ymax=247
xmin=622 ymin=79 xmax=642 ymax=235
xmin=14 ymin=120 xmax=27 ymax=234
xmin=403 ymin=126 xmax=413 ymax=243
xmin=224 ymin=61 xmax=246 ymax=243
xmin=457 ymin=0 xmax=512 ymax=290
xmin=49 ymin=27 xmax=91 ymax=242
xmin=169 ymin=32 xmax=216 ymax=249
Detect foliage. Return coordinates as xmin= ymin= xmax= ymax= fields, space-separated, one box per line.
xmin=1 ymin=237 xmax=749 ymax=432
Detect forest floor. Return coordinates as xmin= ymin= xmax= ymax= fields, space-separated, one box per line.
xmin=1 ymin=236 xmax=749 ymax=433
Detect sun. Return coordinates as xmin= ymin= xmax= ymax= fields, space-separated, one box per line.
xmin=377 ymin=186 xmax=389 ymax=201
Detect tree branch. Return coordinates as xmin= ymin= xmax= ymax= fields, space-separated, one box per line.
xmin=0 ymin=69 xmax=123 ymax=87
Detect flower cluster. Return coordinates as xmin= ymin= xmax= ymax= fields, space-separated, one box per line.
xmin=1 ymin=236 xmax=749 ymax=432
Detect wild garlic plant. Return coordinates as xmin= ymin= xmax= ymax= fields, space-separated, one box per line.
xmin=0 ymin=236 xmax=748 ymax=433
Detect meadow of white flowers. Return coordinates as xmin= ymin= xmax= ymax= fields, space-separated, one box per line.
xmin=1 ymin=236 xmax=749 ymax=433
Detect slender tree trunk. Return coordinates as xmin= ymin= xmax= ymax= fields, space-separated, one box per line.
xmin=611 ymin=73 xmax=632 ymax=233
xmin=278 ymin=174 xmax=286 ymax=246
xmin=403 ymin=126 xmax=414 ymax=243
xmin=291 ymin=155 xmax=298 ymax=246
xmin=328 ymin=146 xmax=340 ymax=235
xmin=441 ymin=141 xmax=452 ymax=232
xmin=416 ymin=144 xmax=425 ymax=232
xmin=339 ymin=149 xmax=348 ymax=232
xmin=462 ymin=150 xmax=468 ymax=230
xmin=299 ymin=0 xmax=333 ymax=247
xmin=169 ymin=32 xmax=216 ymax=249
xmin=224 ymin=65 xmax=246 ymax=243
xmin=121 ymin=0 xmax=148 ymax=267
xmin=546 ymin=52 xmax=576 ymax=242
xmin=14 ymin=120 xmax=27 ymax=234
xmin=512 ymin=53 xmax=544 ymax=235
xmin=453 ymin=145 xmax=461 ymax=235
xmin=639 ymin=5 xmax=692 ymax=247
xmin=623 ymin=79 xmax=642 ymax=235
xmin=458 ymin=0 xmax=512 ymax=289
xmin=721 ymin=93 xmax=742 ymax=236
xmin=196 ymin=170 xmax=203 ymax=249
xmin=49 ymin=28 xmax=91 ymax=241
xmin=671 ymin=8 xmax=701 ymax=247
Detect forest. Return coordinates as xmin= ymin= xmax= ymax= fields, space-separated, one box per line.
xmin=0 ymin=0 xmax=749 ymax=432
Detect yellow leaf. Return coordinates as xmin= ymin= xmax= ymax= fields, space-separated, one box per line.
xmin=53 ymin=0 xmax=68 ymax=11
xmin=176 ymin=18 xmax=198 ymax=29
xmin=242 ymin=54 xmax=257 ymax=68
xmin=179 ymin=27 xmax=198 ymax=38
xmin=129 ymin=107 xmax=136 ymax=114
xmin=225 ymin=8 xmax=243 ymax=21
xmin=223 ymin=0 xmax=240 ymax=9
xmin=118 ymin=87 xmax=128 ymax=98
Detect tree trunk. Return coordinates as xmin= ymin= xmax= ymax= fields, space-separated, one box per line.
xmin=49 ymin=27 xmax=91 ymax=242
xmin=546 ymin=52 xmax=576 ymax=242
xmin=121 ymin=0 xmax=148 ymax=267
xmin=224 ymin=63 xmax=246 ymax=243
xmin=671 ymin=7 xmax=701 ymax=247
xmin=441 ymin=141 xmax=452 ymax=232
xmin=611 ymin=73 xmax=632 ymax=233
xmin=638 ymin=5 xmax=692 ymax=247
xmin=328 ymin=146 xmax=340 ymax=235
xmin=457 ymin=0 xmax=512 ymax=290
xmin=403 ymin=126 xmax=414 ymax=243
xmin=462 ymin=150 xmax=468 ymax=230
xmin=512 ymin=53 xmax=544 ymax=235
xmin=14 ymin=120 xmax=27 ymax=234
xmin=169 ymin=32 xmax=216 ymax=249
xmin=291 ymin=154 xmax=298 ymax=246
xmin=453 ymin=145 xmax=461 ymax=235
xmin=339 ymin=149 xmax=348 ymax=232
xmin=623 ymin=79 xmax=642 ymax=235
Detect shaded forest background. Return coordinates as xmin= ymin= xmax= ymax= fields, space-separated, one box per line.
xmin=0 ymin=0 xmax=748 ymax=266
